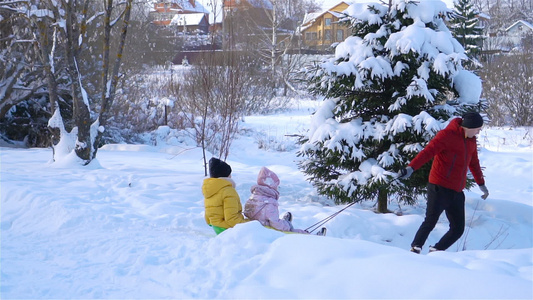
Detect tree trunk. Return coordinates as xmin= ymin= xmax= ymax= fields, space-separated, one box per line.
xmin=69 ymin=59 xmax=92 ymax=164
xmin=93 ymin=0 xmax=132 ymax=159
xmin=37 ymin=25 xmax=62 ymax=149
xmin=271 ymin=3 xmax=277 ymax=89
xmin=377 ymin=188 xmax=389 ymax=213
xmin=63 ymin=1 xmax=92 ymax=164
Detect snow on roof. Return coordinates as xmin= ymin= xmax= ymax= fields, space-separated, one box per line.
xmin=170 ymin=13 xmax=206 ymax=26
xmin=155 ymin=0 xmax=209 ymax=13
xmin=477 ymin=12 xmax=490 ymax=20
xmin=506 ymin=20 xmax=533 ymax=32
xmin=301 ymin=1 xmax=349 ymax=27
xmin=195 ymin=0 xmax=223 ymax=24
xmin=302 ymin=12 xmax=321 ymax=25
xmin=329 ymin=11 xmax=345 ymax=19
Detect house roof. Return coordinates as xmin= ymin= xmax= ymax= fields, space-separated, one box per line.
xmin=152 ymin=0 xmax=209 ymax=14
xmin=301 ymin=1 xmax=348 ymax=24
xmin=477 ymin=12 xmax=491 ymax=20
xmin=505 ymin=20 xmax=533 ymax=32
xmin=299 ymin=1 xmax=349 ymax=32
xmin=301 ymin=12 xmax=321 ymax=27
xmin=170 ymin=13 xmax=207 ymax=26
xmin=329 ymin=11 xmax=345 ymax=19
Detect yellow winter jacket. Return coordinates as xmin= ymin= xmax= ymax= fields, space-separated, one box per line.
xmin=202 ymin=177 xmax=246 ymax=229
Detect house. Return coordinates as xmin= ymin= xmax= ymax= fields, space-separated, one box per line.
xmin=150 ymin=0 xmax=209 ymax=31
xmin=299 ymin=1 xmax=350 ymax=52
xmin=504 ymin=20 xmax=533 ymax=48
xmin=224 ymin=0 xmax=273 ymax=10
xmin=476 ymin=12 xmax=491 ymax=29
xmin=222 ymin=0 xmax=275 ymax=49
xmin=170 ymin=13 xmax=210 ymax=34
xmin=223 ymin=0 xmax=273 ymax=30
xmin=484 ymin=19 xmax=533 ymax=53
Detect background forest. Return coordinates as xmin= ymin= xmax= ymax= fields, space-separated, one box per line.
xmin=0 ymin=0 xmax=531 ymax=154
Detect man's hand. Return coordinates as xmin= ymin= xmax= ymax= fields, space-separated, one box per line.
xmin=479 ymin=185 xmax=489 ymax=200
xmin=398 ymin=166 xmax=414 ymax=179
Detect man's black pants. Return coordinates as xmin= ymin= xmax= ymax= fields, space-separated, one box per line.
xmin=411 ymin=183 xmax=465 ymax=250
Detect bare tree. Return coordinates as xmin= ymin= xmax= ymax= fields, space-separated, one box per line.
xmin=169 ymin=52 xmax=246 ymax=174
xmin=224 ymin=0 xmax=319 ymax=94
xmin=481 ymin=50 xmax=533 ymax=126
xmin=93 ymin=0 xmax=133 ymax=156
xmin=0 ymin=2 xmax=44 ymax=119
xmin=15 ymin=0 xmax=134 ymax=164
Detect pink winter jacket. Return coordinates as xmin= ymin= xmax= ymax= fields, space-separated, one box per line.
xmin=244 ymin=167 xmax=307 ymax=233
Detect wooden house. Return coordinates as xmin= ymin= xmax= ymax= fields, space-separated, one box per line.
xmin=223 ymin=0 xmax=273 ymax=30
xmin=299 ymin=2 xmax=350 ymax=52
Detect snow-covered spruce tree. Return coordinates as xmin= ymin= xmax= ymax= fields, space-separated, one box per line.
xmin=298 ymin=0 xmax=483 ymax=212
xmin=449 ymin=0 xmax=484 ymax=67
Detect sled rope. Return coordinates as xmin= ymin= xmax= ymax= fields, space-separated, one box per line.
xmin=305 ymin=201 xmax=357 ymax=233
xmin=305 ymin=175 xmax=402 ymax=233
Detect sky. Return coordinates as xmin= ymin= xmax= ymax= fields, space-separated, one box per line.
xmin=1 ymin=97 xmax=532 ymax=298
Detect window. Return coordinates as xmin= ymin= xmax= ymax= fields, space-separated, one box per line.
xmin=306 ymin=32 xmax=317 ymax=40
xmin=336 ymin=29 xmax=344 ymax=41
xmin=325 ymin=18 xmax=332 ymax=26
xmin=325 ymin=29 xmax=331 ymax=40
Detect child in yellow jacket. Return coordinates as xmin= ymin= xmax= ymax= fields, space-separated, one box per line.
xmin=202 ymin=157 xmax=246 ymax=234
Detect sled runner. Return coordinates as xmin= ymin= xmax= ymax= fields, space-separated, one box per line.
xmin=265 ymin=226 xmax=327 ymax=236
xmin=211 ymin=224 xmax=326 ymax=236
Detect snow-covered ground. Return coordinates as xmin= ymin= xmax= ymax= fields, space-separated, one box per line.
xmin=1 ymin=99 xmax=532 ymax=298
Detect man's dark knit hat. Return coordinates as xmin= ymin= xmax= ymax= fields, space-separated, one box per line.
xmin=209 ymin=157 xmax=232 ymax=178
xmin=462 ymin=112 xmax=484 ymax=128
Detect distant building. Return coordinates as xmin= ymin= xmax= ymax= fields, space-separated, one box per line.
xmin=150 ymin=0 xmax=209 ymax=33
xmin=504 ymin=20 xmax=533 ymax=48
xmin=222 ymin=0 xmax=274 ymax=49
xmin=299 ymin=2 xmax=350 ymax=52
xmin=484 ymin=19 xmax=533 ymax=53
xmin=223 ymin=0 xmax=273 ymax=31
xmin=170 ymin=13 xmax=210 ymax=34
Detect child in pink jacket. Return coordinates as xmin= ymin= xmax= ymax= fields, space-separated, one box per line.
xmin=244 ymin=167 xmax=325 ymax=235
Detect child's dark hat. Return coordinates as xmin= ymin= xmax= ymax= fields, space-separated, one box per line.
xmin=209 ymin=157 xmax=232 ymax=178
xmin=461 ymin=112 xmax=484 ymax=128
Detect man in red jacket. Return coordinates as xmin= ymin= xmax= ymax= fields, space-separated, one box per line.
xmin=398 ymin=112 xmax=490 ymax=254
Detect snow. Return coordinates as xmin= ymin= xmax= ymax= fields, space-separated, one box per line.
xmin=344 ymin=2 xmax=388 ymax=25
xmin=27 ymin=7 xmax=54 ymax=19
xmin=2 ymin=99 xmax=532 ymax=298
xmin=453 ymin=69 xmax=483 ymax=104
xmin=400 ymin=0 xmax=449 ymax=24
xmin=323 ymin=0 xmax=478 ymax=110
xmin=320 ymin=0 xmax=457 ymax=10
xmin=170 ymin=13 xmax=206 ymax=26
